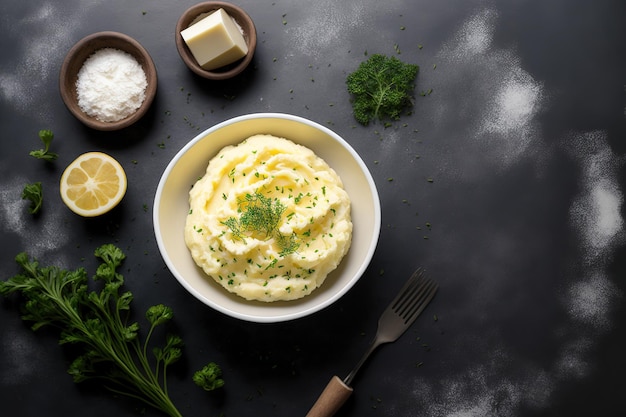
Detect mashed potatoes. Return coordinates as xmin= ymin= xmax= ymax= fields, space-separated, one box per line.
xmin=185 ymin=134 xmax=352 ymax=302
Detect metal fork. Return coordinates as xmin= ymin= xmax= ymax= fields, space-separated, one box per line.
xmin=305 ymin=269 xmax=438 ymax=417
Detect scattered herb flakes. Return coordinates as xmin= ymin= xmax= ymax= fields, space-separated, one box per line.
xmin=370 ymin=396 xmax=383 ymax=409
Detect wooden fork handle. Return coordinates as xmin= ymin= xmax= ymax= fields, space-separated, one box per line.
xmin=305 ymin=375 xmax=353 ymax=417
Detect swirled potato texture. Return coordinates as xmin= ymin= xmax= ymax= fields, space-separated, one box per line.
xmin=185 ymin=135 xmax=352 ymax=302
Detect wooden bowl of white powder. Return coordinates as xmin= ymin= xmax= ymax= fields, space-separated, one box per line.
xmin=59 ymin=31 xmax=157 ymax=131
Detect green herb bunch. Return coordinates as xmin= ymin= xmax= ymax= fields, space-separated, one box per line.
xmin=0 ymin=244 xmax=188 ymax=417
xmin=346 ymin=54 xmax=419 ymax=125
xmin=222 ymin=191 xmax=299 ymax=256
xmin=193 ymin=362 xmax=225 ymax=391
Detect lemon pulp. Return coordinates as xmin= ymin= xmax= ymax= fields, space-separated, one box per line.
xmin=60 ymin=152 xmax=127 ymax=217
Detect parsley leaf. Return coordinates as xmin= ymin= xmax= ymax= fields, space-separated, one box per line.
xmin=29 ymin=129 xmax=58 ymax=161
xmin=21 ymin=182 xmax=43 ymax=214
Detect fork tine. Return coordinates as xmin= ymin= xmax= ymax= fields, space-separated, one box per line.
xmin=402 ymin=279 xmax=438 ymax=324
xmin=393 ymin=269 xmax=427 ymax=315
xmin=391 ymin=269 xmax=438 ymax=324
xmin=391 ymin=268 xmax=425 ymax=313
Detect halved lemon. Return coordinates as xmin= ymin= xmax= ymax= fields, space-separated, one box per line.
xmin=60 ymin=152 xmax=127 ymax=217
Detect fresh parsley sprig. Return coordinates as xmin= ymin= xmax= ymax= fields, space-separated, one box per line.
xmin=193 ymin=362 xmax=225 ymax=391
xmin=29 ymin=129 xmax=58 ymax=161
xmin=21 ymin=182 xmax=43 ymax=214
xmin=0 ymin=244 xmax=220 ymax=417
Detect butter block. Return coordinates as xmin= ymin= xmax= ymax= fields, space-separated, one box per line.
xmin=181 ymin=8 xmax=248 ymax=71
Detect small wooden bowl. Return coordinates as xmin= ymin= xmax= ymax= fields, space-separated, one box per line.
xmin=175 ymin=2 xmax=257 ymax=80
xmin=59 ymin=31 xmax=157 ymax=131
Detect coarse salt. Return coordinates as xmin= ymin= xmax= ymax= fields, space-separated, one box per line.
xmin=76 ymin=48 xmax=147 ymax=123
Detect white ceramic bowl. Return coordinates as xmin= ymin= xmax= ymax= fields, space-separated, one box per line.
xmin=153 ymin=113 xmax=381 ymax=322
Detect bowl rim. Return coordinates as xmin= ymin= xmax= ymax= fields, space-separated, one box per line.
xmin=153 ymin=113 xmax=381 ymax=322
xmin=174 ymin=1 xmax=257 ymax=80
xmin=59 ymin=31 xmax=158 ymax=131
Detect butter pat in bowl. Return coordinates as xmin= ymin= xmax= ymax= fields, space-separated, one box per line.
xmin=181 ymin=8 xmax=247 ymax=70
xmin=176 ymin=2 xmax=256 ymax=80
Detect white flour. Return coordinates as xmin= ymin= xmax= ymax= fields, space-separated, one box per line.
xmin=439 ymin=8 xmax=496 ymax=60
xmin=563 ymin=131 xmax=624 ymax=335
xmin=0 ymin=176 xmax=70 ymax=267
xmin=567 ymin=131 xmax=625 ymax=255
xmin=0 ymin=1 xmax=103 ymax=123
xmin=284 ymin=0 xmax=366 ymax=60
xmin=566 ymin=273 xmax=617 ymax=330
xmin=432 ymin=7 xmax=545 ymax=175
xmin=76 ymin=48 xmax=147 ymax=122
xmin=0 ymin=327 xmax=39 ymax=385
xmin=479 ymin=66 xmax=543 ymax=141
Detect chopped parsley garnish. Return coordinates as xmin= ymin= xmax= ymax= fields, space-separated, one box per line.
xmin=222 ymin=191 xmax=299 ymax=256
